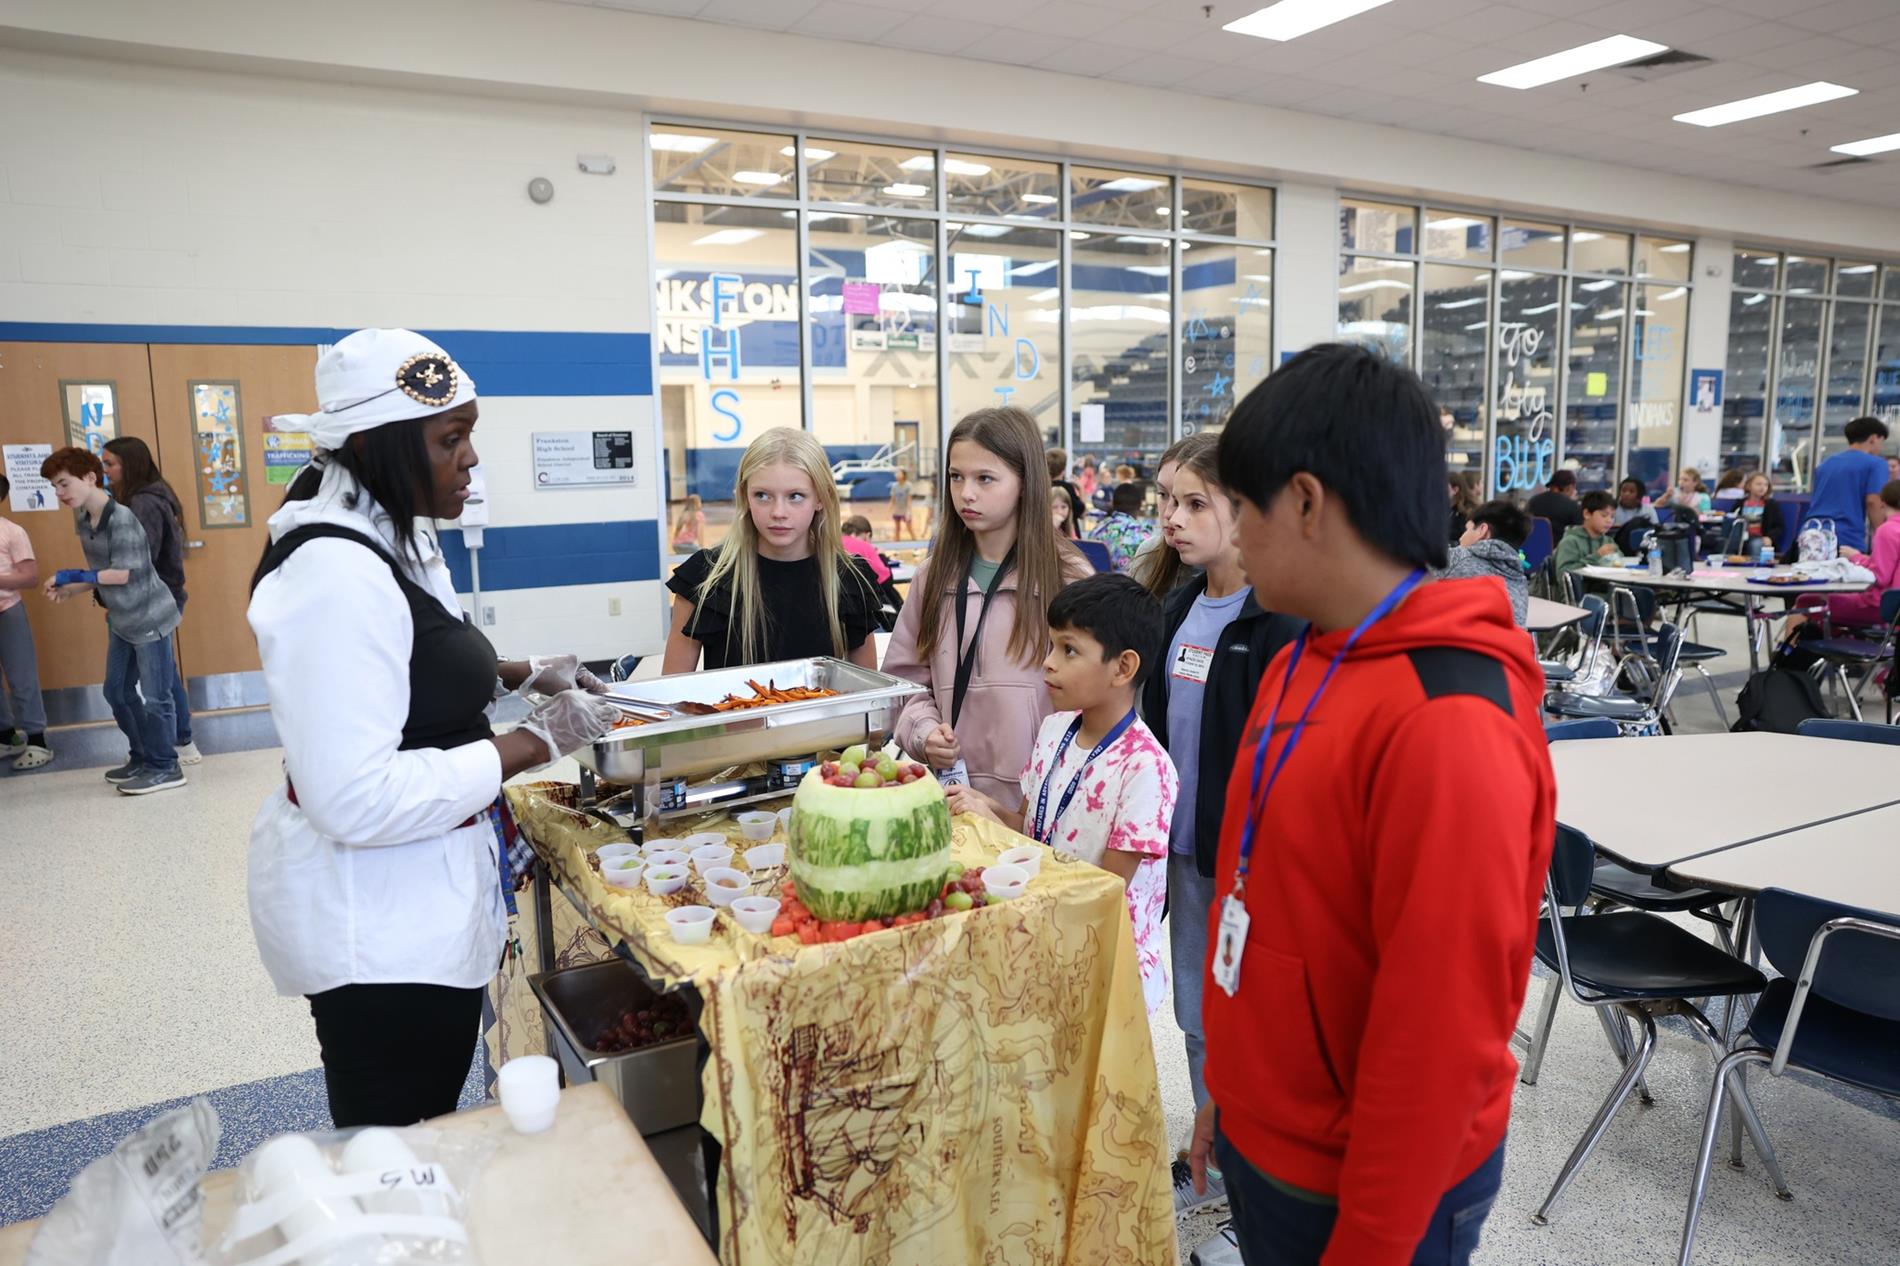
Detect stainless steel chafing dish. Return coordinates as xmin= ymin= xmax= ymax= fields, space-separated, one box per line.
xmin=580 ymin=657 xmax=924 ymax=826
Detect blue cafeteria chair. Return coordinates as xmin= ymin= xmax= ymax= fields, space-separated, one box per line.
xmin=1678 ymin=890 xmax=1900 ymax=1264
xmin=1528 ymin=825 xmax=1785 ymax=1227
xmin=1795 ymin=717 xmax=1900 ymax=745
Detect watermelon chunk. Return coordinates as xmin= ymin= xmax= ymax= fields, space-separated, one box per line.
xmin=788 ymin=766 xmax=953 ymax=922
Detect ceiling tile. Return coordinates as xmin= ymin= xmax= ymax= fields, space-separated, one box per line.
xmin=1378 ymin=0 xmax=1500 ymax=28
xmin=1689 ymin=20 xmax=1815 ymax=58
xmin=954 ymin=27 xmax=1079 ymax=65
xmin=1781 ymin=0 xmax=1900 ymax=33
xmin=1162 ymin=28 xmax=1273 ymax=64
xmin=1030 ymin=39 xmax=1143 ymax=75
xmin=1485 ymin=18 xmax=1622 ymax=56
xmin=1089 ymin=16 xmax=1198 ymax=50
xmin=694 ymin=0 xmax=818 ymax=29
xmin=941 ymin=0 xmax=1057 ymax=22
xmin=1834 ymin=12 xmax=1900 ymax=44
xmin=879 ymin=14 xmax=997 ymax=53
xmin=788 ymin=0 xmax=912 ymax=40
xmin=1577 ymin=0 xmax=1710 ymax=28
xmin=1719 ymin=0 xmax=1818 ymax=16
xmin=1005 ymin=1 xmax=1121 ymax=37
xmin=1741 ymin=32 xmax=1865 ymax=69
xmin=592 ymin=0 xmax=711 ymax=14
xmin=1114 ymin=54 xmax=1227 ymax=87
xmin=1429 ymin=4 xmax=1574 ymax=42
xmin=589 ymin=0 xmax=710 ymax=13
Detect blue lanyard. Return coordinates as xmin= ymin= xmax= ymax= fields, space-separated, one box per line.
xmin=1233 ymin=569 xmax=1425 ymax=889
xmin=1032 ymin=709 xmax=1137 ymax=846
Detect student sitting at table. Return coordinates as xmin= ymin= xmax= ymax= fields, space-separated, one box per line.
xmin=1435 ymin=498 xmax=1531 ymax=626
xmin=1738 ymin=472 xmax=1783 ymax=553
xmin=1656 ymin=466 xmax=1711 ymax=515
xmin=1553 ymin=490 xmax=1619 ymax=578
xmin=1612 ymin=477 xmax=1656 ymax=528
xmin=838 ymin=514 xmax=893 ymax=585
xmin=1710 ymin=468 xmax=1747 ymax=510
xmin=1783 ymin=479 xmax=1900 ymax=643
xmin=946 ymin=573 xmax=1177 ymax=1016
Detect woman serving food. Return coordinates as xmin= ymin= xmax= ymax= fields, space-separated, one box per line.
xmin=247 ymin=329 xmax=621 ymax=1128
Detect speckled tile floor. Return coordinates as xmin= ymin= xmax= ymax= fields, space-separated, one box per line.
xmin=5 ymin=611 xmax=1897 ymax=1259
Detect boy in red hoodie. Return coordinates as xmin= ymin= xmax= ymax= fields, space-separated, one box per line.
xmin=1186 ymin=343 xmax=1555 ymax=1266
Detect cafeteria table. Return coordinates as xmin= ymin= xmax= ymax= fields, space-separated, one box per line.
xmin=1575 ymin=564 xmax=1871 ymax=673
xmin=1669 ymin=801 xmax=1900 ymax=916
xmin=0 ymin=1082 xmax=715 ymax=1266
xmin=1548 ymin=731 xmax=1900 ymax=872
xmin=1527 ymin=595 xmax=1589 ymax=634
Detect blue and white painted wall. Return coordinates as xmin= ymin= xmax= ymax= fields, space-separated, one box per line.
xmin=0 ymin=48 xmax=668 ymax=660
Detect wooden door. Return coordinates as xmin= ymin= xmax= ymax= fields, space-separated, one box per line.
xmin=0 ymin=343 xmax=160 ymax=690
xmin=148 ymin=345 xmax=319 ymax=680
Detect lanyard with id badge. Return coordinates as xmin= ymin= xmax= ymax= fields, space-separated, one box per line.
xmin=1212 ymin=568 xmax=1426 ymax=998
xmin=938 ymin=547 xmax=1017 ymax=788
xmin=1030 ymin=709 xmax=1136 ymax=847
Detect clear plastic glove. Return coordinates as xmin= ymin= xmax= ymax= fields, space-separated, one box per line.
xmin=517 ymin=689 xmax=620 ymax=765
xmin=518 ymin=654 xmax=609 ymax=697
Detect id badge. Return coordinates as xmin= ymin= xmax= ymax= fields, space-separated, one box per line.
xmin=1212 ymin=892 xmax=1249 ymax=997
xmin=937 ymin=758 xmax=969 ymax=788
xmin=1172 ymin=644 xmax=1215 ymax=684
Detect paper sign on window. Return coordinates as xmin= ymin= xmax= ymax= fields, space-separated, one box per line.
xmin=189 ymin=381 xmax=249 ymax=528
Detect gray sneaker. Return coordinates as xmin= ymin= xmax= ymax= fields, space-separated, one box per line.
xmin=119 ymin=767 xmax=186 ymax=796
xmin=1174 ymin=1157 xmax=1229 ymax=1217
xmin=104 ymin=761 xmax=144 ymax=783
xmin=1189 ymin=1220 xmax=1242 ymax=1266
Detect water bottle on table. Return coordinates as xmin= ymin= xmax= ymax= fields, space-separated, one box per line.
xmin=1644 ymin=531 xmax=1661 ymax=576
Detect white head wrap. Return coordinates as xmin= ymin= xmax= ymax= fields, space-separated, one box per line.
xmin=274 ymin=329 xmax=476 ymax=453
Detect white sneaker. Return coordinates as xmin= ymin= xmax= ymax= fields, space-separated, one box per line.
xmin=176 ymin=741 xmax=204 ymax=765
xmin=0 ymin=731 xmax=23 ymax=757
xmin=12 ymin=744 xmax=53 ymax=770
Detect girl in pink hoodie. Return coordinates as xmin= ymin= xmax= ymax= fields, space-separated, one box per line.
xmin=882 ymin=407 xmax=1091 ymax=805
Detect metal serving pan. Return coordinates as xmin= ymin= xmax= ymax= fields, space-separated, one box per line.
xmin=581 ymin=657 xmax=924 ymax=785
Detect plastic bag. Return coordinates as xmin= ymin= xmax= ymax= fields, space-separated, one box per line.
xmin=25 ymin=1099 xmax=221 ymax=1266
xmin=210 ymin=1126 xmax=493 ymax=1266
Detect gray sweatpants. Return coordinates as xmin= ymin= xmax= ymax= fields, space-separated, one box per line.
xmin=1168 ymin=849 xmax=1218 ymax=1112
xmin=0 ymin=602 xmax=47 ymax=735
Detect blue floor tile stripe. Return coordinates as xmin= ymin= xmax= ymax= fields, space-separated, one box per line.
xmin=0 ymin=1055 xmax=485 ymax=1227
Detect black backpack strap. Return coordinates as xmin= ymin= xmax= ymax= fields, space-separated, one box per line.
xmin=251 ymin=523 xmax=408 ymax=595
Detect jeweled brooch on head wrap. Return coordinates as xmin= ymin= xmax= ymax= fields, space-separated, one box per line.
xmin=397 ymin=353 xmax=458 ymax=406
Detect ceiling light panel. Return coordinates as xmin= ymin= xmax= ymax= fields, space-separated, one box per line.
xmin=1831 ymin=132 xmax=1900 ymax=157
xmin=1224 ymin=0 xmax=1398 ymax=42
xmin=1478 ymin=35 xmax=1667 ymax=90
xmin=1673 ymin=82 xmax=1857 ymax=128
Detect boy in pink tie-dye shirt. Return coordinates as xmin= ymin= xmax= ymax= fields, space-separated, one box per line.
xmin=946 ymin=575 xmax=1178 ymax=1012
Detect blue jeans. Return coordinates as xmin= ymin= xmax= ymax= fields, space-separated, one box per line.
xmin=1215 ymin=1124 xmax=1504 ymax=1266
xmin=104 ymin=631 xmax=179 ymax=775
xmin=1168 ymin=851 xmax=1218 ymax=1110
xmin=171 ymin=665 xmax=193 ymax=744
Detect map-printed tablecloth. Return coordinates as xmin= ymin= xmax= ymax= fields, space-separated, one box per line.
xmin=502 ymin=782 xmax=1176 ymax=1266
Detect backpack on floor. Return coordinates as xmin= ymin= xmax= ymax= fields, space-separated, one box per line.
xmin=1731 ymin=667 xmax=1828 ymax=734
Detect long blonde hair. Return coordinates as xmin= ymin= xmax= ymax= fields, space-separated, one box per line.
xmin=1134 ymin=433 xmax=1214 ymax=596
xmin=916 ymin=407 xmax=1079 ymax=663
xmin=695 ymin=428 xmax=856 ymax=665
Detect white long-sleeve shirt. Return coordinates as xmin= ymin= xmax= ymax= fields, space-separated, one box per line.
xmin=247 ymin=466 xmax=504 ymax=996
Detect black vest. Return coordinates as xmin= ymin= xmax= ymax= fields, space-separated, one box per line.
xmin=255 ymin=524 xmax=497 ymax=751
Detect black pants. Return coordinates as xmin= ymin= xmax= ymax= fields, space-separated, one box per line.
xmin=307 ymin=983 xmax=484 ymax=1128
